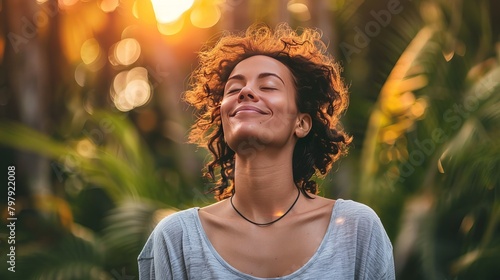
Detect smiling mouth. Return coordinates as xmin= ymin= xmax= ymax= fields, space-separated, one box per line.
xmin=230 ymin=106 xmax=268 ymax=116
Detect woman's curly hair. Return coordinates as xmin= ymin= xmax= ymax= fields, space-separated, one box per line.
xmin=184 ymin=23 xmax=352 ymax=201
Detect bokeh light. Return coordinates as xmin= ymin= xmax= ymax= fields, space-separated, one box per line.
xmin=410 ymin=98 xmax=428 ymax=118
xmin=287 ymin=1 xmax=311 ymax=22
xmin=59 ymin=0 xmax=79 ymax=8
xmin=99 ymin=0 xmax=120 ymax=13
xmin=80 ymin=38 xmax=101 ymax=65
xmin=190 ymin=3 xmax=221 ymax=28
xmin=157 ymin=18 xmax=185 ymax=36
xmin=74 ymin=63 xmax=87 ymax=87
xmin=111 ymin=67 xmax=151 ymax=112
xmin=110 ymin=38 xmax=141 ymax=66
xmin=133 ymin=0 xmax=157 ymax=24
xmin=76 ymin=139 xmax=96 ymax=158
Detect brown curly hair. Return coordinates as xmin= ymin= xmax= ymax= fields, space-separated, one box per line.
xmin=184 ymin=23 xmax=351 ymax=201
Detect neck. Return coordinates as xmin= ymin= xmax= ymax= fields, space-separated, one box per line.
xmin=231 ymin=150 xmax=299 ymax=222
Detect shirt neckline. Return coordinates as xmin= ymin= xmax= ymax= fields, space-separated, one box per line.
xmin=191 ymin=198 xmax=344 ymax=279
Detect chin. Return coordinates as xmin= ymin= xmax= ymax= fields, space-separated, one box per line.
xmin=226 ymin=126 xmax=279 ymax=153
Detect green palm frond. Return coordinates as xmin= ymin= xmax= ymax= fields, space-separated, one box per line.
xmin=14 ymin=226 xmax=111 ymax=280
xmin=0 ymin=111 xmax=175 ymax=203
xmin=101 ymin=199 xmax=177 ymax=267
xmin=357 ymin=0 xmax=500 ymax=278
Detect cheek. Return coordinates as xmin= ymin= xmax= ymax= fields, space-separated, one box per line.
xmin=220 ymin=96 xmax=232 ymax=113
xmin=271 ymin=96 xmax=299 ymax=123
xmin=219 ymin=103 xmax=233 ymax=136
xmin=219 ymin=103 xmax=229 ymax=122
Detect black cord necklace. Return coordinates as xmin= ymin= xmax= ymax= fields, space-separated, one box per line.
xmin=230 ymin=188 xmax=300 ymax=226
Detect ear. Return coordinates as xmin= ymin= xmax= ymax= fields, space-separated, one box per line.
xmin=295 ymin=113 xmax=312 ymax=138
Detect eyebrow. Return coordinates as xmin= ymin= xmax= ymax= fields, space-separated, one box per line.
xmin=227 ymin=72 xmax=285 ymax=85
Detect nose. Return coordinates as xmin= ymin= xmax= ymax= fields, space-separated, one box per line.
xmin=237 ymin=86 xmax=259 ymax=103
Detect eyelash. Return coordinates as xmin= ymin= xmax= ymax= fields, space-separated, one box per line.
xmin=226 ymin=89 xmax=241 ymax=95
xmin=225 ymin=87 xmax=277 ymax=95
xmin=261 ymin=87 xmax=276 ymax=91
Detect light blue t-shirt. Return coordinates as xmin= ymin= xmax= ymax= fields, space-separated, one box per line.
xmin=138 ymin=199 xmax=395 ymax=279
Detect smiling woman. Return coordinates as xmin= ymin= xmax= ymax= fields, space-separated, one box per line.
xmin=220 ymin=55 xmax=303 ymax=155
xmin=138 ymin=23 xmax=395 ymax=279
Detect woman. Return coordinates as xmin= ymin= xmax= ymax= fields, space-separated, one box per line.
xmin=138 ymin=23 xmax=395 ymax=279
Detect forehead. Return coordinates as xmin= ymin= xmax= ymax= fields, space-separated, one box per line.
xmin=229 ymin=55 xmax=294 ymax=81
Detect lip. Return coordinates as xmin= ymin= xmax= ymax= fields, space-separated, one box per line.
xmin=230 ymin=105 xmax=268 ymax=116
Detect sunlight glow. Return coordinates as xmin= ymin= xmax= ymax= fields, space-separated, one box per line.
xmin=133 ymin=0 xmax=157 ymax=24
xmin=157 ymin=18 xmax=185 ymax=36
xmin=151 ymin=0 xmax=194 ymax=23
xmin=190 ymin=4 xmax=221 ymax=28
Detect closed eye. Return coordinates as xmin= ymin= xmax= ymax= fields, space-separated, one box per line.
xmin=261 ymin=87 xmax=277 ymax=91
xmin=226 ymin=88 xmax=241 ymax=95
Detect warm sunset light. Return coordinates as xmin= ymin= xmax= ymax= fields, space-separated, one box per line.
xmin=99 ymin=0 xmax=119 ymax=13
xmin=59 ymin=0 xmax=79 ymax=8
xmin=151 ymin=0 xmax=195 ymax=23
xmin=190 ymin=3 xmax=220 ymax=28
xmin=3 ymin=1 xmax=498 ymax=279
xmin=157 ymin=19 xmax=185 ymax=36
xmin=132 ymin=0 xmax=157 ymax=24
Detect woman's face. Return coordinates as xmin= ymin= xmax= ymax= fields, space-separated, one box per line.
xmin=220 ymin=55 xmax=309 ymax=156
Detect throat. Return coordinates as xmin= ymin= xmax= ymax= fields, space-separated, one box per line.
xmin=230 ymin=187 xmax=301 ymax=226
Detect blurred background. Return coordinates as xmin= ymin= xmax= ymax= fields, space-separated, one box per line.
xmin=0 ymin=0 xmax=499 ymax=279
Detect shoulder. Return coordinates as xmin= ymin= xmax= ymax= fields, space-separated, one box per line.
xmin=138 ymin=208 xmax=198 ymax=260
xmin=330 ymin=199 xmax=395 ymax=279
xmin=333 ymin=199 xmax=383 ymax=227
xmin=335 ymin=199 xmax=379 ymax=217
xmin=153 ymin=207 xmax=199 ymax=238
xmin=331 ymin=199 xmax=391 ymax=249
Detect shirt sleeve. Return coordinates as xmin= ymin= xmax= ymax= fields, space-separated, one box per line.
xmin=137 ymin=213 xmax=186 ymax=280
xmin=354 ymin=203 xmax=395 ymax=280
xmin=368 ymin=217 xmax=395 ymax=280
xmin=137 ymin=233 xmax=158 ymax=280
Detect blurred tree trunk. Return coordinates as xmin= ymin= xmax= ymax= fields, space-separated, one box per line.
xmin=4 ymin=0 xmax=52 ymax=198
xmin=310 ymin=0 xmax=337 ymax=57
xmin=220 ymin=0 xmax=250 ymax=32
